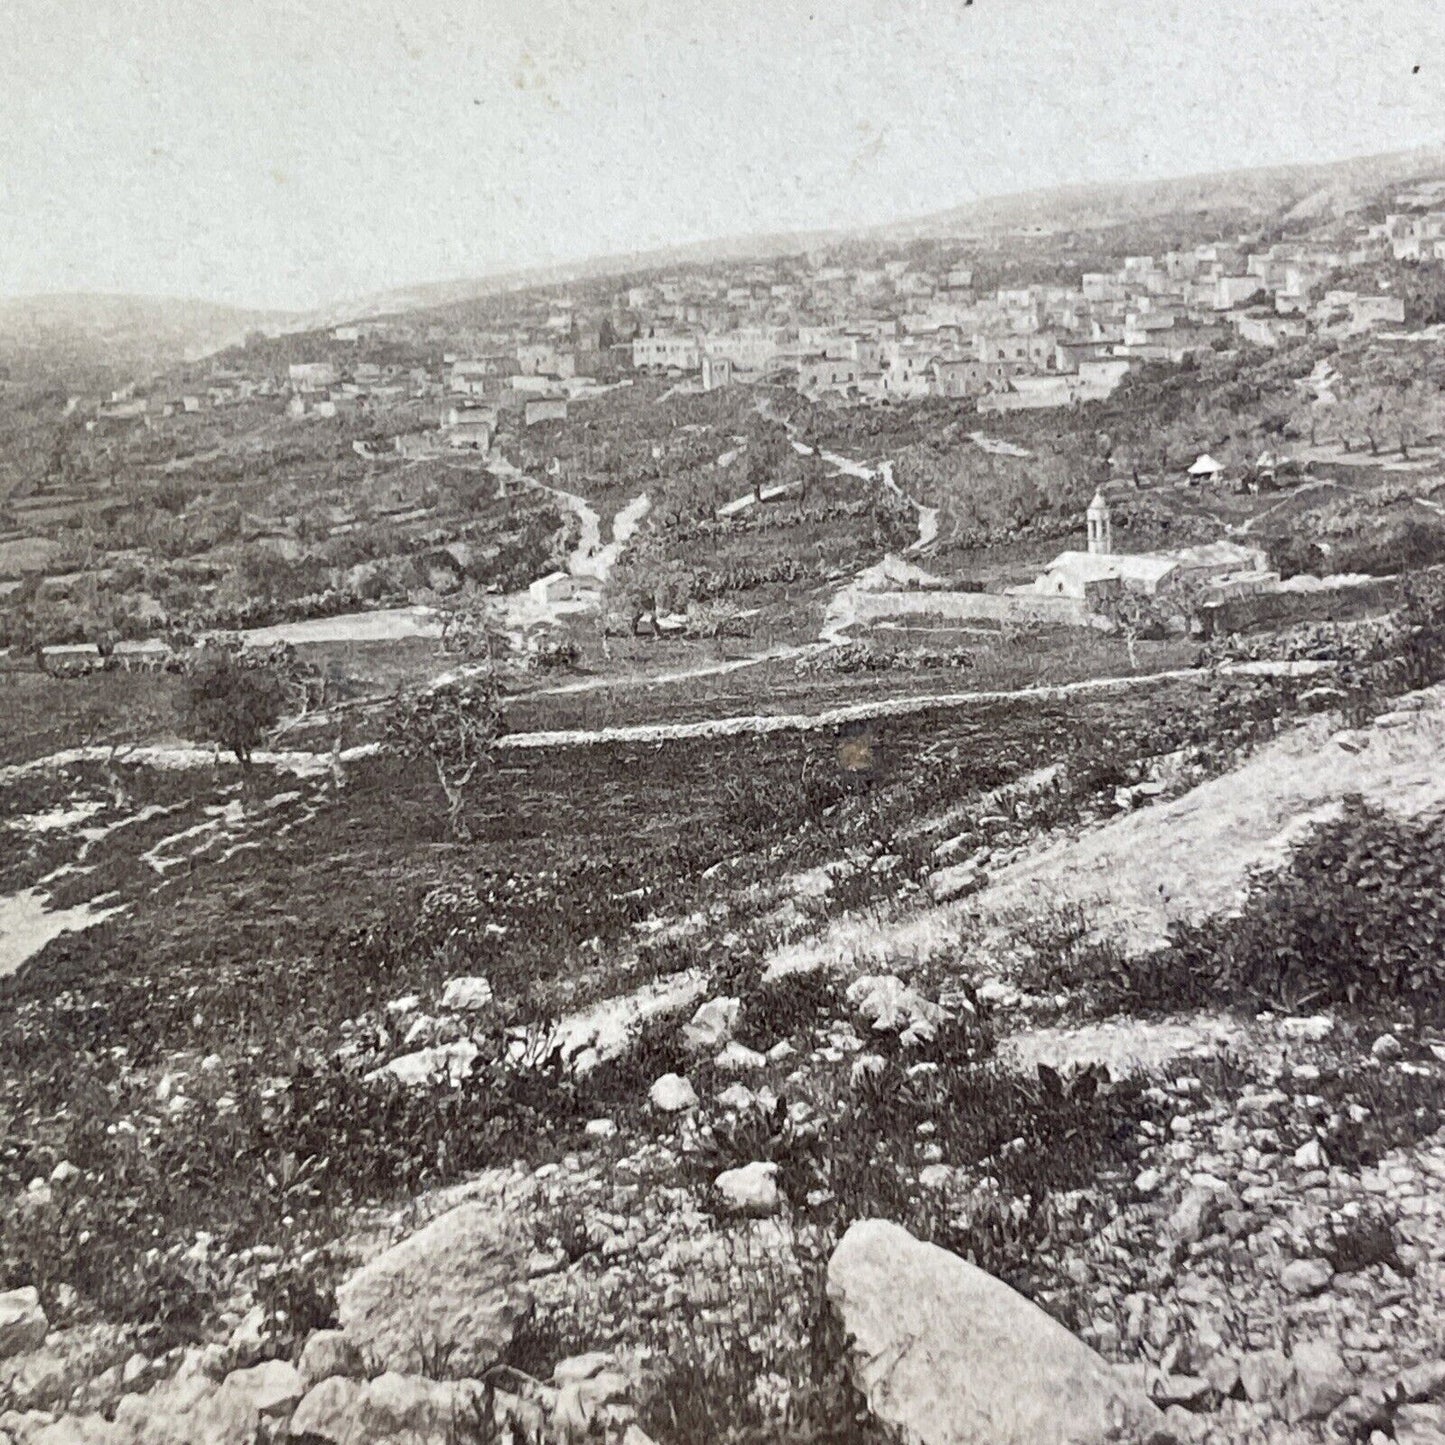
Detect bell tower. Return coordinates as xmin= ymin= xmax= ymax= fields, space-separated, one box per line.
xmin=1086 ymin=490 xmax=1112 ymax=556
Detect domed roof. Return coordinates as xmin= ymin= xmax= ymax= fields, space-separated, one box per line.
xmin=1086 ymin=489 xmax=1111 ymax=515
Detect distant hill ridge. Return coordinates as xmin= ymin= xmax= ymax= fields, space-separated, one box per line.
xmin=328 ymin=141 xmax=1445 ymax=319
xmin=3 ymin=140 xmax=1444 ymax=377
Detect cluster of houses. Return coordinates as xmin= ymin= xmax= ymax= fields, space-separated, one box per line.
xmin=75 ymin=180 xmax=1442 ymax=441
xmin=614 ymin=187 xmax=1440 ymax=411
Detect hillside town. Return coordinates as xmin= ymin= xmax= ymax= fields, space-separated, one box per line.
xmin=54 ymin=179 xmax=1445 ymax=473
xmin=8 ymin=5 xmax=1445 ymax=1443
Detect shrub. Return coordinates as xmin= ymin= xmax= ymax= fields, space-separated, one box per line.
xmin=1029 ymin=798 xmax=1445 ymax=1024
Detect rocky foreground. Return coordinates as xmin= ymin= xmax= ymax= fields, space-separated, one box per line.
xmin=4 ymin=970 xmax=1445 ymax=1445
xmin=6 ymin=691 xmax=1445 ymax=1445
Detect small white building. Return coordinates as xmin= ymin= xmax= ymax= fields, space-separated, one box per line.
xmin=1187 ymin=454 xmax=1225 ymax=485
xmin=528 ymin=571 xmax=576 ymax=605
xmin=1030 ymin=551 xmax=1180 ymax=600
xmin=701 ymin=354 xmax=734 ymax=391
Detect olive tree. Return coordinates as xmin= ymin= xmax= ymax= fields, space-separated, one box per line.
xmin=182 ymin=644 xmax=291 ymax=774
xmin=384 ymin=677 xmax=506 ymax=840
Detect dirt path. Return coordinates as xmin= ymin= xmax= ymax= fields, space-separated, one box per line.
xmin=485 ymin=453 xmax=648 ymax=585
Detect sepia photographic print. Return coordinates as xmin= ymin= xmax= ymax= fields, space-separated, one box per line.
xmin=5 ymin=2 xmax=1445 ymax=1441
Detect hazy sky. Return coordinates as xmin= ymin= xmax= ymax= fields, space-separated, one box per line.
xmin=2 ymin=0 xmax=1442 ymax=312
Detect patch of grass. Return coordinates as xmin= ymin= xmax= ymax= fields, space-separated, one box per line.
xmin=734 ymin=973 xmax=846 ymax=1052
xmin=635 ymin=1261 xmax=888 ymax=1445
xmin=1309 ymin=1061 xmax=1445 ymax=1172
xmin=801 ymin=1055 xmax=1163 ymax=1308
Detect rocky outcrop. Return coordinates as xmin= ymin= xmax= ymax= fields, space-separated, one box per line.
xmin=827 ymin=1219 xmax=1175 ymax=1445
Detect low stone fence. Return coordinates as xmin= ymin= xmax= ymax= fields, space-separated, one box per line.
xmin=849 ymin=588 xmax=1097 ymax=628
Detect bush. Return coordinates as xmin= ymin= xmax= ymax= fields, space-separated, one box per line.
xmin=1036 ymin=797 xmax=1445 ymax=1022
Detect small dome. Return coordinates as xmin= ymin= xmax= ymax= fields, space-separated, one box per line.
xmin=1086 ymin=489 xmax=1110 ymax=515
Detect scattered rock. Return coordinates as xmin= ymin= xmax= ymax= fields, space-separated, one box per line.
xmin=360 ymin=1372 xmax=487 ymax=1440
xmin=1371 ymin=1032 xmax=1404 ymax=1062
xmin=926 ymin=863 xmax=984 ymax=903
xmin=367 ymin=1040 xmax=480 ymax=1089
xmin=1280 ymin=1258 xmax=1334 ymax=1297
xmin=1278 ymin=1015 xmax=1334 ymax=1042
xmin=1134 ymin=1168 xmax=1163 ymax=1196
xmin=827 ymin=1219 xmax=1172 ymax=1445
xmin=648 ymin=1074 xmax=699 ymax=1113
xmin=289 ymin=1374 xmax=365 ymax=1442
xmin=846 ymin=975 xmax=947 ymax=1035
xmin=715 ymin=1084 xmax=757 ymax=1112
xmin=1284 ymin=1339 xmax=1351 ymax=1423
xmin=715 ymin=1162 xmax=783 ymax=1217
xmin=1238 ymin=1349 xmax=1292 ymax=1403
xmin=1395 ymin=1402 xmax=1445 ymax=1444
xmin=215 ymin=1358 xmax=302 ymax=1419
xmin=297 ymin=1330 xmax=365 ymax=1391
xmin=0 ymin=1289 xmax=48 ymax=1362
xmin=682 ymin=998 xmax=740 ymax=1051
xmin=289 ymin=1371 xmax=487 ymax=1444
xmin=439 ymin=976 xmax=493 ymax=1012
xmin=715 ymin=1042 xmax=767 ymax=1073
xmin=1151 ymin=1373 xmax=1210 ymax=1407
xmin=552 ymin=1352 xmax=616 ymax=1386
xmin=1166 ymin=1182 xmax=1233 ymax=1247
xmin=226 ymin=1306 xmax=270 ymax=1369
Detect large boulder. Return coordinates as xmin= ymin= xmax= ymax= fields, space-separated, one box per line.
xmin=336 ymin=1199 xmax=530 ymax=1377
xmin=827 ymin=1220 xmax=1175 ymax=1445
xmin=0 ymin=1288 xmax=48 ymax=1361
